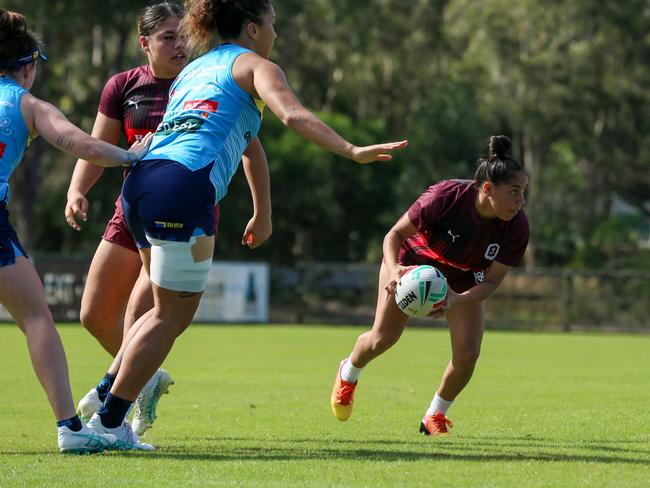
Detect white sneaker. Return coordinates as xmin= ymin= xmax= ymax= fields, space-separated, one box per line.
xmin=76 ymin=388 xmax=102 ymax=421
xmin=132 ymin=368 xmax=174 ymax=436
xmin=87 ymin=414 xmax=155 ymax=451
xmin=58 ymin=425 xmax=117 ymax=454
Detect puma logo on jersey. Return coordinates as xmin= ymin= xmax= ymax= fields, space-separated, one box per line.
xmin=126 ymin=98 xmax=141 ymax=110
xmin=447 ymin=229 xmax=460 ymax=243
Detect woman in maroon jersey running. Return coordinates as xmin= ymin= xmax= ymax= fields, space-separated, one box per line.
xmin=330 ymin=135 xmax=529 ymax=435
xmin=64 ymin=2 xmax=272 ymax=437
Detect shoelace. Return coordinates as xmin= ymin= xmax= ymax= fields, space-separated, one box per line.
xmin=119 ymin=421 xmax=138 ymax=444
xmin=336 ymin=382 xmax=356 ymax=406
xmin=428 ymin=413 xmax=453 ymax=432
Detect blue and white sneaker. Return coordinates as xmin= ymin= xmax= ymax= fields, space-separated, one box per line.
xmin=58 ymin=425 xmax=117 ymax=454
xmin=76 ymin=388 xmax=102 ymax=421
xmin=132 ymin=368 xmax=174 ymax=436
xmin=87 ymin=414 xmax=154 ymax=451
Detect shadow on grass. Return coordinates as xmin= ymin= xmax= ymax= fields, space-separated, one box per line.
xmin=5 ymin=434 xmax=647 ymax=465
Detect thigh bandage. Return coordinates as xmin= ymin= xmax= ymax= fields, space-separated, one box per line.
xmin=147 ymin=233 xmax=214 ymax=292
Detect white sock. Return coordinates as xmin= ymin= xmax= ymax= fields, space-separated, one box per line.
xmin=340 ymin=357 xmax=363 ymax=383
xmin=425 ymin=393 xmax=453 ymax=417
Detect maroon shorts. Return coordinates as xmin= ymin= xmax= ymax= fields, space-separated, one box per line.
xmin=102 ymin=195 xmax=220 ymax=252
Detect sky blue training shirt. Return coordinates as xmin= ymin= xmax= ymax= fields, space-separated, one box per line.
xmin=0 ymin=77 xmax=30 ymax=203
xmin=142 ymin=43 xmax=264 ymax=203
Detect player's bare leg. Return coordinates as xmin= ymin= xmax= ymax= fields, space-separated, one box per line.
xmin=332 ymin=261 xmax=409 ymax=420
xmin=421 ymin=302 xmax=484 ymax=435
xmin=78 ymin=253 xmax=173 ymax=435
xmin=80 ymin=239 xmax=142 ymax=356
xmin=0 ymin=257 xmax=117 ymax=452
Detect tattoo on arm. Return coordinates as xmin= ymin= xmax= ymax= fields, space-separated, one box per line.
xmin=55 ymin=136 xmax=75 ymax=151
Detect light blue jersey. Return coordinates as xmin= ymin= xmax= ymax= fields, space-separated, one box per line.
xmin=142 ymin=44 xmax=264 ymax=202
xmin=0 ymin=77 xmax=30 ymax=203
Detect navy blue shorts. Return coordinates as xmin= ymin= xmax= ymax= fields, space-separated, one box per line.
xmin=0 ymin=202 xmax=28 ymax=267
xmin=121 ymin=159 xmax=217 ymax=248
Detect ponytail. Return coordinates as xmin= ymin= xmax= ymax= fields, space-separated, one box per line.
xmin=181 ymin=0 xmax=270 ymax=53
xmin=474 ymin=135 xmax=525 ymax=186
xmin=0 ymin=9 xmax=40 ymax=72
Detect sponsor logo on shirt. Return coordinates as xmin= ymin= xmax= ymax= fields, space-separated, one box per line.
xmin=0 ymin=100 xmax=15 ymax=108
xmin=183 ymin=99 xmax=218 ymax=112
xmin=0 ymin=118 xmax=12 ymax=136
xmin=447 ymin=229 xmax=460 ymax=243
xmin=473 ymin=270 xmax=485 ymax=284
xmin=154 ymin=221 xmax=184 ymax=229
xmin=125 ymin=128 xmax=151 ymax=145
xmin=484 ymin=243 xmax=500 ymax=260
xmin=0 ymin=142 xmax=6 ymax=159
xmin=156 ymin=116 xmax=205 ymax=135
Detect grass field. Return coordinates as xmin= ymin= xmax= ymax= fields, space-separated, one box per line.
xmin=0 ymin=324 xmax=648 ymax=487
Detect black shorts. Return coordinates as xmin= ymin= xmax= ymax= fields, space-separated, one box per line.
xmin=0 ymin=202 xmax=28 ymax=267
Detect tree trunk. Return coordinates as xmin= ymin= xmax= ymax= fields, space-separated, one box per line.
xmin=521 ymin=129 xmax=543 ymax=269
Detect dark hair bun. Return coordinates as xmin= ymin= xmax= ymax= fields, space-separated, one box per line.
xmin=0 ymin=9 xmax=28 ymax=43
xmin=488 ymin=135 xmax=512 ymax=159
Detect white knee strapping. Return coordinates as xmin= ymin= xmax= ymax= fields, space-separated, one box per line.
xmin=147 ymin=234 xmax=214 ymax=292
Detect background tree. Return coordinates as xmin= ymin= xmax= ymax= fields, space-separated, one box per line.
xmin=3 ymin=0 xmax=648 ymax=269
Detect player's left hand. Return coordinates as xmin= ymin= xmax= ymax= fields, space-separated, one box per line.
xmin=427 ymin=289 xmax=459 ymax=319
xmin=427 ymin=302 xmax=447 ymax=319
xmin=127 ymin=131 xmax=154 ymax=162
xmin=351 ymin=140 xmax=408 ymax=164
xmin=241 ymin=214 xmax=272 ymax=249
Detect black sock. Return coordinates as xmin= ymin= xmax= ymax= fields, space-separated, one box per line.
xmin=56 ymin=415 xmax=82 ymax=432
xmin=97 ymin=393 xmax=133 ymax=429
xmin=96 ymin=373 xmax=116 ymax=402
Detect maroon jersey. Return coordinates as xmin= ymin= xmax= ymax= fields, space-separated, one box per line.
xmin=398 ymin=179 xmax=529 ymax=292
xmin=98 ymin=65 xmax=221 ymax=252
xmin=98 ymin=65 xmax=173 ymax=144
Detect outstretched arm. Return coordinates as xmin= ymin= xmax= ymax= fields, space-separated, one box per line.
xmin=240 ymin=137 xmax=272 ymax=249
xmin=236 ymin=55 xmax=407 ymax=164
xmin=65 ymin=113 xmax=122 ymax=230
xmin=21 ymin=94 xmax=150 ymax=167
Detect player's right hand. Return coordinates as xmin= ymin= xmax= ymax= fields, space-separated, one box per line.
xmin=241 ymin=214 xmax=272 ymax=249
xmin=65 ymin=192 xmax=88 ymax=231
xmin=384 ymin=264 xmax=416 ymax=296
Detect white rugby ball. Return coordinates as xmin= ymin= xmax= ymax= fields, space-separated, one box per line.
xmin=395 ymin=265 xmax=448 ymax=317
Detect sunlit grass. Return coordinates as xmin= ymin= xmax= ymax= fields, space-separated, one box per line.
xmin=1 ymin=324 xmax=648 ymax=487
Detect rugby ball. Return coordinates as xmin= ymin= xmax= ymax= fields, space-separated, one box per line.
xmin=394 ymin=265 xmax=448 ymax=317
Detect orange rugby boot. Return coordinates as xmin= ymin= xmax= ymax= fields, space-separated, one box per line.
xmin=330 ymin=360 xmax=357 ymax=421
xmin=419 ymin=413 xmax=453 ymax=436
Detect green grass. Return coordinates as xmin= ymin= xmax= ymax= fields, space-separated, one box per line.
xmin=0 ymin=324 xmax=649 ymax=487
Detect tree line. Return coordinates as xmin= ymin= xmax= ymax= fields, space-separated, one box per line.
xmin=5 ymin=0 xmax=650 ymax=269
